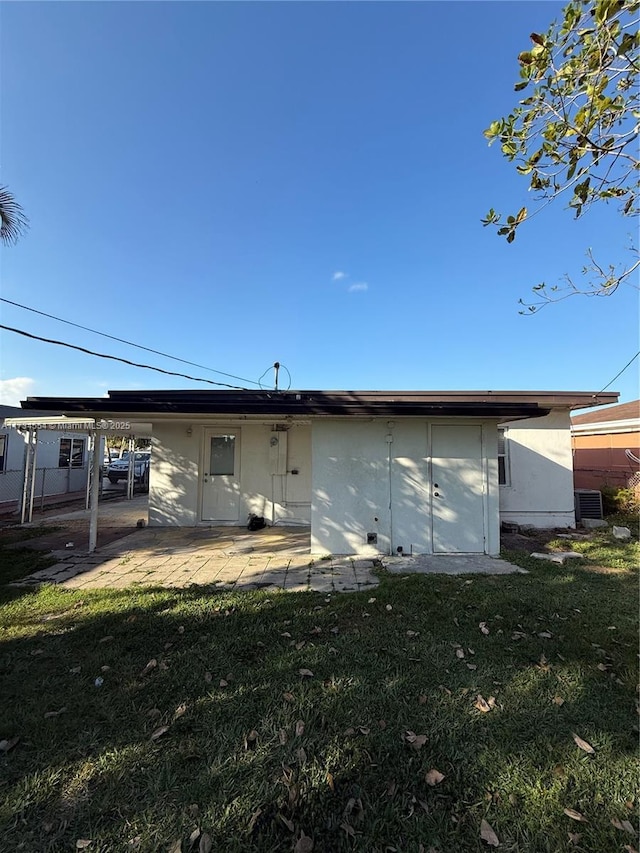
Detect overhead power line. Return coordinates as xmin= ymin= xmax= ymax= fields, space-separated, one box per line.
xmin=0 ymin=297 xmax=262 ymax=387
xmin=0 ymin=324 xmax=247 ymax=390
xmin=598 ymin=350 xmax=640 ymax=393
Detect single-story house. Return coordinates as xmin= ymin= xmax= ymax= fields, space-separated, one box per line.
xmin=11 ymin=389 xmax=618 ymax=555
xmin=571 ymin=399 xmax=640 ymax=491
xmin=0 ymin=405 xmax=90 ymax=515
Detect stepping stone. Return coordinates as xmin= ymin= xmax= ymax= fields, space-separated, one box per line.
xmin=530 ymin=551 xmax=583 ymax=564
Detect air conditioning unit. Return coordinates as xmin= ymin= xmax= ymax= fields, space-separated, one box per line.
xmin=574 ymin=489 xmax=603 ymax=521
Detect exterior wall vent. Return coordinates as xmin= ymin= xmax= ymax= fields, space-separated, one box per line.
xmin=574 ymin=489 xmax=603 ymax=521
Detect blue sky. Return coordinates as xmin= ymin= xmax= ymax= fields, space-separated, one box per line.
xmin=1 ymin=1 xmax=638 ymax=407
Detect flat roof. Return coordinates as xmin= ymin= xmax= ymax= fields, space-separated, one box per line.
xmin=17 ymin=389 xmax=619 ymax=420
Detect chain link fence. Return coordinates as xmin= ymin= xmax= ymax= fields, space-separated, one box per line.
xmin=0 ymin=465 xmax=89 ymax=514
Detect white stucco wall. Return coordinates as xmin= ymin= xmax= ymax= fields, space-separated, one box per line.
xmin=499 ymin=408 xmax=575 ymax=528
xmin=311 ymin=419 xmax=500 ymax=556
xmin=149 ymin=421 xmax=312 ymax=527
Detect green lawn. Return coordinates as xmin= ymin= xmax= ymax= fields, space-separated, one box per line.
xmin=0 ymin=531 xmax=638 ymax=852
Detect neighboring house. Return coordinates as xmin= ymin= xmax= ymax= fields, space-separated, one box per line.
xmin=571 ymin=400 xmax=640 ymax=491
xmin=0 ymin=405 xmax=90 ymax=514
xmin=13 ymin=389 xmax=617 ymax=554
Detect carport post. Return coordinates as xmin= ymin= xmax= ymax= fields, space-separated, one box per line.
xmin=88 ymin=430 xmax=102 ymax=553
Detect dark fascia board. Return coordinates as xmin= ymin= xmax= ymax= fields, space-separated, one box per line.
xmin=19 ymin=389 xmax=617 ymax=421
xmin=21 ymin=389 xmax=618 ymax=418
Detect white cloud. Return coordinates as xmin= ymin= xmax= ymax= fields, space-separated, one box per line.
xmin=0 ymin=377 xmax=35 ymax=407
xmin=348 ymin=282 xmax=369 ymax=293
xmin=332 ymin=271 xmax=347 ymax=281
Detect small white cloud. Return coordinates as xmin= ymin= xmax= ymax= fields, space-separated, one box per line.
xmin=348 ymin=282 xmax=368 ymax=293
xmin=0 ymin=377 xmax=35 ymax=407
xmin=332 ymin=271 xmax=347 ymax=281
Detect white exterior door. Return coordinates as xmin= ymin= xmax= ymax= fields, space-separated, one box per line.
xmin=201 ymin=430 xmax=241 ymax=522
xmin=431 ymin=424 xmax=485 ymax=553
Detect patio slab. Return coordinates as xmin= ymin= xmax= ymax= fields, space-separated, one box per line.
xmin=12 ymin=500 xmax=526 ymax=591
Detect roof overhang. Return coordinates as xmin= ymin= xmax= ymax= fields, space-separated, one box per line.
xmin=16 ymin=389 xmax=619 ymax=423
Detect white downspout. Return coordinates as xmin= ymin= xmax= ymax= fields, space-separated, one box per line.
xmin=386 ymin=430 xmax=394 ymax=556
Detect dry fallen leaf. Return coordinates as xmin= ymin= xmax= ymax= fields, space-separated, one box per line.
xmin=188 ymin=828 xmax=201 ymax=846
xmin=294 ymin=832 xmax=314 ymax=853
xmin=357 ymin=726 xmax=370 ymax=735
xmin=295 ymin=720 xmax=305 ymax=737
xmin=296 ymin=747 xmax=307 ymax=764
xmin=456 ymin=648 xmax=465 ymax=659
xmin=480 ymin=819 xmax=499 ymax=847
xmin=281 ymin=632 xmax=292 ymax=638
xmin=0 ymin=737 xmax=19 ymax=753
xmin=564 ymin=808 xmax=588 ymax=822
xmin=552 ymin=696 xmax=565 ymax=706
xmin=327 ymin=772 xmax=334 ymax=791
xmin=624 ymin=846 xmax=639 ymax=853
xmin=611 ymin=818 xmax=636 ymax=835
xmin=219 ymin=679 xmax=228 ymax=688
xmin=198 ymin=834 xmax=212 ymax=853
xmin=168 ymin=841 xmax=182 ymax=853
xmin=44 ymin=707 xmax=67 ymax=719
xmin=204 ymin=672 xmax=212 ymax=683
xmin=475 ymin=695 xmax=492 ymax=713
xmin=150 ymin=725 xmax=169 ymax=741
xmin=295 ymin=641 xmax=306 ymax=650
xmin=76 ymin=842 xmax=92 ymax=850
xmin=245 ymin=730 xmax=258 ymax=750
xmin=279 ymin=729 xmax=287 ymax=746
xmin=299 ymin=669 xmax=314 ymax=678
xmin=405 ymin=731 xmax=427 ymax=750
xmin=283 ymin=692 xmax=295 ymax=703
xmin=567 ymin=833 xmax=582 ymax=846
xmin=140 ymin=659 xmax=157 ymax=677
xmin=467 ymin=663 xmax=478 ymax=671
xmin=99 ymin=635 xmax=114 ymax=644
xmin=479 ymin=622 xmax=490 ymax=635
xmin=538 ymin=631 xmax=553 ymax=639
xmin=406 ymin=630 xmax=419 ymax=637
xmin=572 ymin=733 xmax=595 ymax=755
xmin=425 ymin=768 xmax=445 ymax=786
xmin=173 ymin=703 xmax=188 ymax=719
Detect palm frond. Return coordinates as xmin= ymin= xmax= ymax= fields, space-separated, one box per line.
xmin=0 ymin=186 xmax=29 ymax=246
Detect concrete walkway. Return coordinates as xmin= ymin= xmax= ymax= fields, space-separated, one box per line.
xmin=14 ymin=497 xmax=526 ymax=593
xmin=382 ymin=554 xmax=529 ymax=575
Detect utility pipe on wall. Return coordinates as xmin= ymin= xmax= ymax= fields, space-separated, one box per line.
xmin=386 ymin=430 xmax=394 ymax=556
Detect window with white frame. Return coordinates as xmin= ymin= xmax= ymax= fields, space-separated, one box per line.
xmin=58 ymin=437 xmax=86 ymax=468
xmin=498 ymin=428 xmax=510 ymax=486
xmin=0 ymin=435 xmax=6 ymax=472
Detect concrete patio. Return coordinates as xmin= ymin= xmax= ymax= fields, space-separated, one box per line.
xmin=13 ymin=495 xmax=526 ymax=592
